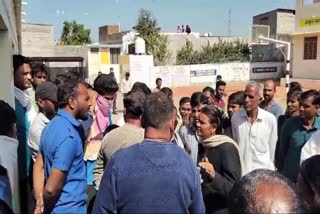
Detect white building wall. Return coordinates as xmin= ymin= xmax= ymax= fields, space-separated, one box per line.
xmin=0 ymin=0 xmax=20 ymax=107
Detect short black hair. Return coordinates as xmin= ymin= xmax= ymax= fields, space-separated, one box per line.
xmin=142 ymin=92 xmax=174 ymax=129
xmin=216 ymin=80 xmax=226 ymax=88
xmin=156 ymin=78 xmax=162 ymax=83
xmin=124 ymin=91 xmax=146 ymax=119
xmin=202 ymin=86 xmax=215 ymax=97
xmin=31 ymin=62 xmax=48 ymax=77
xmin=201 ymin=105 xmax=223 ymax=134
xmin=94 ymin=74 xmax=119 ymax=95
xmin=131 ymin=82 xmax=151 ymax=96
xmin=289 ymin=82 xmax=302 ymax=92
xmin=228 ymin=169 xmax=304 ymax=214
xmin=103 ymin=124 xmax=119 ymax=136
xmin=160 ymin=87 xmax=173 ymax=98
xmin=228 ymin=91 xmax=245 ymax=106
xmin=299 ymin=155 xmax=320 ymax=213
xmin=300 ymin=90 xmax=320 ymax=105
xmin=190 ymin=92 xmax=209 ymax=108
xmin=0 ymin=101 xmax=16 ymax=136
xmin=13 ymin=54 xmax=30 ymax=74
xmin=179 ymin=97 xmax=191 ymax=106
xmin=57 ymin=79 xmax=84 ymax=108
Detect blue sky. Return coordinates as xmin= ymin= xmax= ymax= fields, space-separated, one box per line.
xmin=24 ymin=0 xmax=295 ymax=42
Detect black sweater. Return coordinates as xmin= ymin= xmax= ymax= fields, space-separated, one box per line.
xmin=198 ymin=142 xmax=241 ymax=214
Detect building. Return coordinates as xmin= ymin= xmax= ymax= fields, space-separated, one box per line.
xmin=292 ymin=0 xmax=320 ymax=79
xmin=98 ymin=25 xmax=244 ymax=65
xmin=252 ymin=9 xmax=295 ymax=63
xmin=0 ymin=0 xmax=22 ymax=107
xmin=253 ymin=8 xmax=295 ymax=41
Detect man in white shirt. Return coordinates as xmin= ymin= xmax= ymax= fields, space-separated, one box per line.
xmin=300 ymin=130 xmax=320 ymax=164
xmin=121 ymin=72 xmax=132 ymax=97
xmin=232 ymin=82 xmax=277 ymax=175
xmin=28 ymin=82 xmax=58 ymax=162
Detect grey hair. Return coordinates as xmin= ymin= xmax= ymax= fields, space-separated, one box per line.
xmin=228 ymin=169 xmax=305 ymax=214
xmin=246 ymin=81 xmax=263 ymax=98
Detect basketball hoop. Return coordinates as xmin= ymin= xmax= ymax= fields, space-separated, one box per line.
xmin=249 ymin=25 xmax=270 ymax=46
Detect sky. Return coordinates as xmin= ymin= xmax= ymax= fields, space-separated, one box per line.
xmin=24 ymin=0 xmax=296 ymax=42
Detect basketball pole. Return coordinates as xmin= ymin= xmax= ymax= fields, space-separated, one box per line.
xmin=258 ymin=36 xmax=291 ymax=94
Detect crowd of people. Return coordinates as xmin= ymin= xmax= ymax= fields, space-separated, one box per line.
xmin=1 ymin=54 xmax=320 ymax=213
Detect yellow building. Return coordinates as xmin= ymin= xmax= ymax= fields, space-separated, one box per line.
xmin=292 ymin=0 xmax=320 ymax=79
xmin=0 ymin=0 xmax=21 ymax=107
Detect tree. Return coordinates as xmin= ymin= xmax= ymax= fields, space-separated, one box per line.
xmin=60 ymin=20 xmax=92 ymax=45
xmin=133 ymin=9 xmax=171 ymax=65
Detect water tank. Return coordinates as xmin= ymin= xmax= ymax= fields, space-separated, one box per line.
xmin=135 ymin=37 xmax=146 ymax=54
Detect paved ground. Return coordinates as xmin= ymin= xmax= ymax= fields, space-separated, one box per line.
xmin=111 ymin=81 xmax=290 ymax=123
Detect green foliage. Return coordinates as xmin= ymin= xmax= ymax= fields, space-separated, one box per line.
xmin=60 ymin=20 xmax=92 ymax=45
xmin=134 ymin=9 xmax=171 ymax=65
xmin=176 ymin=40 xmax=250 ymax=65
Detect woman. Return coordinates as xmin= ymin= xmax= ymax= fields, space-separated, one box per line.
xmin=197 ymin=105 xmax=242 ymax=214
xmin=297 ymin=155 xmax=320 ymax=213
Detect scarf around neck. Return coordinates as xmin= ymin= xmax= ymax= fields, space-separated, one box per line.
xmin=201 ymin=134 xmax=245 ymax=175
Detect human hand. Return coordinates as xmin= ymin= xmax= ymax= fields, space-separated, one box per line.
xmin=34 ymin=193 xmax=44 ymax=214
xmin=199 ymin=157 xmax=215 ymax=178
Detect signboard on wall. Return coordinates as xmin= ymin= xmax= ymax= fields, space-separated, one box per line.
xmin=172 ymin=66 xmax=190 ymax=86
xmin=153 ymin=66 xmax=173 ymax=88
xmin=190 ymin=64 xmax=219 ymax=84
xmin=190 ymin=69 xmax=217 ymax=77
xmin=252 ymin=67 xmax=277 ymax=73
xmin=219 ymin=63 xmax=250 ymax=82
xmin=300 ymin=17 xmax=320 ymax=27
xmin=129 ymin=55 xmax=154 ymax=87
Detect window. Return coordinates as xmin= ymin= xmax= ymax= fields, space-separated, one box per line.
xmin=304 ymin=37 xmax=318 ymax=60
xmin=110 ymin=48 xmax=120 ymax=64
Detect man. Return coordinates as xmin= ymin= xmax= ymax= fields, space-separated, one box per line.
xmin=28 ymin=82 xmax=57 ymax=162
xmin=0 ymin=101 xmax=19 ymax=213
xmin=202 ymin=86 xmax=215 ymax=105
xmin=93 ymin=93 xmax=205 ymax=213
xmin=93 ymin=91 xmax=145 ymax=189
xmin=232 ymin=82 xmax=277 ymax=175
xmin=85 ymin=74 xmax=118 ymax=191
xmin=228 ymin=169 xmax=304 ymax=213
xmin=176 ymin=97 xmax=192 ymax=131
xmin=214 ymin=80 xmax=226 ymax=109
xmin=179 ymin=92 xmax=209 ymax=164
xmin=109 ymin=68 xmax=118 ymax=114
xmin=121 ymin=72 xmax=132 ymax=97
xmin=276 ymin=90 xmax=320 ymax=182
xmin=30 ymin=63 xmax=48 ymax=111
xmin=259 ymin=79 xmax=283 ymax=119
xmin=152 ymin=78 xmax=162 ymax=93
xmin=34 ymin=80 xmax=90 ymax=213
xmin=224 ymin=91 xmax=245 ymax=138
xmin=160 ymin=87 xmax=173 ymax=100
xmin=13 ymin=54 xmax=37 ymax=212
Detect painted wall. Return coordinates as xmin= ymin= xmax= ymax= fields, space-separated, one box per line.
xmin=295 ymin=0 xmax=320 ymax=34
xmin=0 ymin=0 xmax=20 ymax=108
xmin=292 ymin=34 xmax=320 ymax=79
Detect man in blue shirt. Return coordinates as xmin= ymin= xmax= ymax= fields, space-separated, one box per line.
xmin=93 ymin=92 xmax=205 ymax=213
xmin=276 ymin=90 xmax=320 ymax=182
xmin=35 ymin=80 xmax=90 ymax=213
xmin=259 ymin=80 xmax=283 ymax=120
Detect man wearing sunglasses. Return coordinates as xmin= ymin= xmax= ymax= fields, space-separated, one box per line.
xmin=231 ymin=82 xmax=277 ymax=175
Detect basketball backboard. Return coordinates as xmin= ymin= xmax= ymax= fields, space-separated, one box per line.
xmin=249 ymin=25 xmax=270 ymax=45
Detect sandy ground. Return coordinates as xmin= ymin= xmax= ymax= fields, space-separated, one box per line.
xmin=111 ymin=81 xmax=289 ymax=123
